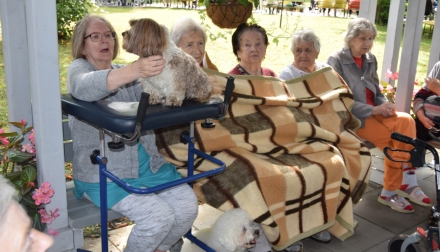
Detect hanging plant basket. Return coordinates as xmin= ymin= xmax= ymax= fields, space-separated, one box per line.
xmin=206 ymin=1 xmax=253 ymax=29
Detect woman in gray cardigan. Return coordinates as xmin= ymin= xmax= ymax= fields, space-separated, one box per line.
xmin=67 ymin=14 xmax=198 ymax=252
xmin=327 ymin=18 xmax=431 ymax=214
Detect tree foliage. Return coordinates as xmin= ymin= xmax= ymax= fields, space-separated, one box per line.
xmin=56 ymin=0 xmax=92 ymax=40
xmin=375 ymin=0 xmax=391 ymax=25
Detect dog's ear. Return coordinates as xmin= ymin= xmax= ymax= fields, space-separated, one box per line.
xmin=138 ymin=20 xmax=168 ymax=57
xmin=128 ymin=19 xmax=137 ymax=26
xmin=123 ymin=18 xmax=168 ymax=57
xmin=121 ymin=30 xmax=130 ymax=52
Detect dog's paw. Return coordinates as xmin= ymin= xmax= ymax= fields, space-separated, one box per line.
xmin=164 ymin=96 xmax=183 ymax=107
xmin=148 ymin=96 xmax=163 ymax=105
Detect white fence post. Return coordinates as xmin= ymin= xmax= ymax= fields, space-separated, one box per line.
xmin=359 ymin=0 xmax=377 ymax=23
xmin=427 ymin=16 xmax=440 ymax=75
xmin=380 ymin=0 xmax=405 ymax=86
xmin=0 ymin=0 xmax=33 ymax=128
xmin=395 ymin=0 xmax=426 ymax=113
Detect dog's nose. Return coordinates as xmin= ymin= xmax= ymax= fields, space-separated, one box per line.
xmin=255 ymin=229 xmax=260 ymax=236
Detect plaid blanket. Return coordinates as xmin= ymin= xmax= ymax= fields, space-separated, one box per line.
xmin=155 ymin=67 xmax=371 ymax=250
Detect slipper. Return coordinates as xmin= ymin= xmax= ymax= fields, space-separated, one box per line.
xmin=310 ymin=230 xmax=331 ymax=243
xmin=397 ymin=185 xmax=431 ymax=207
xmin=281 ymin=241 xmax=303 ymax=252
xmin=378 ymin=194 xmax=414 ymax=213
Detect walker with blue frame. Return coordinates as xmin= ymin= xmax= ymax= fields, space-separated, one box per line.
xmin=61 ymin=76 xmax=235 ymax=252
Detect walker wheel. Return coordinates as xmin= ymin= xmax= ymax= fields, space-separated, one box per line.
xmin=388 ymin=234 xmax=422 ymax=252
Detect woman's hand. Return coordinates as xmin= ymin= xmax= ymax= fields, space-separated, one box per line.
xmin=106 ymin=55 xmax=166 ymax=91
xmin=371 ymin=102 xmax=395 ymax=118
xmin=416 ymin=109 xmax=437 ymax=131
xmin=135 ymin=56 xmax=166 ymax=78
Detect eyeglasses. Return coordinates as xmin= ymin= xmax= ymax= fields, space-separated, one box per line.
xmin=84 ymin=31 xmax=116 ymax=42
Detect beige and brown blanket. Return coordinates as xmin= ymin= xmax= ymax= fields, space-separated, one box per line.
xmin=155 ymin=67 xmax=371 ymax=250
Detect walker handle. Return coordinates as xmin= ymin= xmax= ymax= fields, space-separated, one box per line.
xmin=224 ymin=76 xmax=235 ymax=107
xmin=383 ymin=147 xmax=411 ymax=163
xmin=391 ymin=132 xmax=415 ymax=146
xmin=136 ymin=92 xmax=150 ymax=127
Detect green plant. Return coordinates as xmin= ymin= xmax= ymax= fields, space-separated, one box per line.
xmin=56 ymin=0 xmax=93 ymax=40
xmin=0 ymin=121 xmax=59 ymax=235
xmin=376 ymin=0 xmax=390 ymax=25
xmin=381 ymin=70 xmax=421 ymax=118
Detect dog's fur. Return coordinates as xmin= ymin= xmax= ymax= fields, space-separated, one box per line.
xmin=182 ymin=208 xmax=261 ymax=252
xmin=122 ymin=18 xmax=211 ymax=106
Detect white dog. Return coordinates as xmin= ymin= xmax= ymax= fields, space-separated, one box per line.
xmin=182 ymin=208 xmax=261 ymax=252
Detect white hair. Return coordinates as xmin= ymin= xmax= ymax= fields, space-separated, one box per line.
xmin=290 ymin=29 xmax=321 ymax=54
xmin=344 ymin=18 xmax=377 ymax=48
xmin=0 ymin=175 xmax=18 ymax=231
xmin=170 ymin=17 xmax=207 ymax=46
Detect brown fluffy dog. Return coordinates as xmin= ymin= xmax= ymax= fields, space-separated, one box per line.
xmin=122 ymin=18 xmax=211 ymax=106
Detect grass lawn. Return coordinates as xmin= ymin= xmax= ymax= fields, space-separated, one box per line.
xmin=0 ymin=5 xmax=434 ymax=128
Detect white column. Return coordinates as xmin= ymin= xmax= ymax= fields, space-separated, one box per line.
xmin=24 ymin=0 xmax=73 ymax=251
xmin=359 ymin=0 xmax=377 ymax=23
xmin=395 ymin=0 xmax=426 ymax=112
xmin=427 ymin=16 xmax=440 ymax=75
xmin=381 ymin=0 xmax=405 ymax=86
xmin=0 ymin=0 xmax=33 ymax=129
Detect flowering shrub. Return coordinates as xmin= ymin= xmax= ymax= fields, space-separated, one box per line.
xmin=0 ymin=120 xmax=59 ymax=236
xmin=382 ymin=70 xmax=421 ymax=119
xmin=379 ymin=81 xmax=396 ymax=103
xmin=382 ymin=70 xmax=421 ymax=102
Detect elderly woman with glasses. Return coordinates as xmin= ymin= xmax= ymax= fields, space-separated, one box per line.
xmin=327 ymin=18 xmax=431 ymax=214
xmin=67 ymin=14 xmax=198 ymax=252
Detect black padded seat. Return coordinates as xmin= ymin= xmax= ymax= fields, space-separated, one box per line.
xmin=61 ymin=94 xmax=225 ymax=134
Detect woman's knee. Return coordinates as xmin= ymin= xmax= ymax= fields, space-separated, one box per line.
xmin=396 ymin=112 xmax=416 ymax=124
xmin=169 ymin=184 xmax=199 ymax=221
xmin=134 ymin=202 xmax=177 ymax=233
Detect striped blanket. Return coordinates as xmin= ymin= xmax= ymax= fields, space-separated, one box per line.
xmin=155 ymin=67 xmax=371 ymax=250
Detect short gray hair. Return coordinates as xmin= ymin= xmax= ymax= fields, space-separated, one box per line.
xmin=0 ymin=175 xmax=18 ymax=231
xmin=170 ymin=17 xmax=207 ymax=46
xmin=291 ymin=29 xmax=321 ymax=54
xmin=344 ymin=18 xmax=377 ymax=48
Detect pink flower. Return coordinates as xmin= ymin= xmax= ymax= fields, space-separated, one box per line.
xmin=47 ymin=228 xmax=59 ymax=237
xmin=0 ymin=129 xmax=9 ymax=146
xmin=386 ymin=69 xmax=399 ymax=80
xmin=386 ymin=85 xmax=395 ymax=93
xmin=39 ymin=209 xmax=52 ymax=223
xmin=39 ymin=208 xmax=60 ymax=224
xmin=21 ymin=119 xmax=27 ymax=126
xmin=29 ymin=182 xmax=34 ymax=187
xmin=21 ymin=143 xmax=35 ymax=154
xmin=33 ymin=189 xmax=49 ymax=205
xmin=28 ymin=129 xmax=35 ymax=145
xmin=39 ymin=182 xmax=54 ymax=197
xmin=379 ymin=85 xmax=384 ymax=92
xmin=32 ymin=182 xmax=54 ymax=205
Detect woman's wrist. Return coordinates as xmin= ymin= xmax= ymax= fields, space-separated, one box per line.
xmin=416 ymin=109 xmax=426 ymax=119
